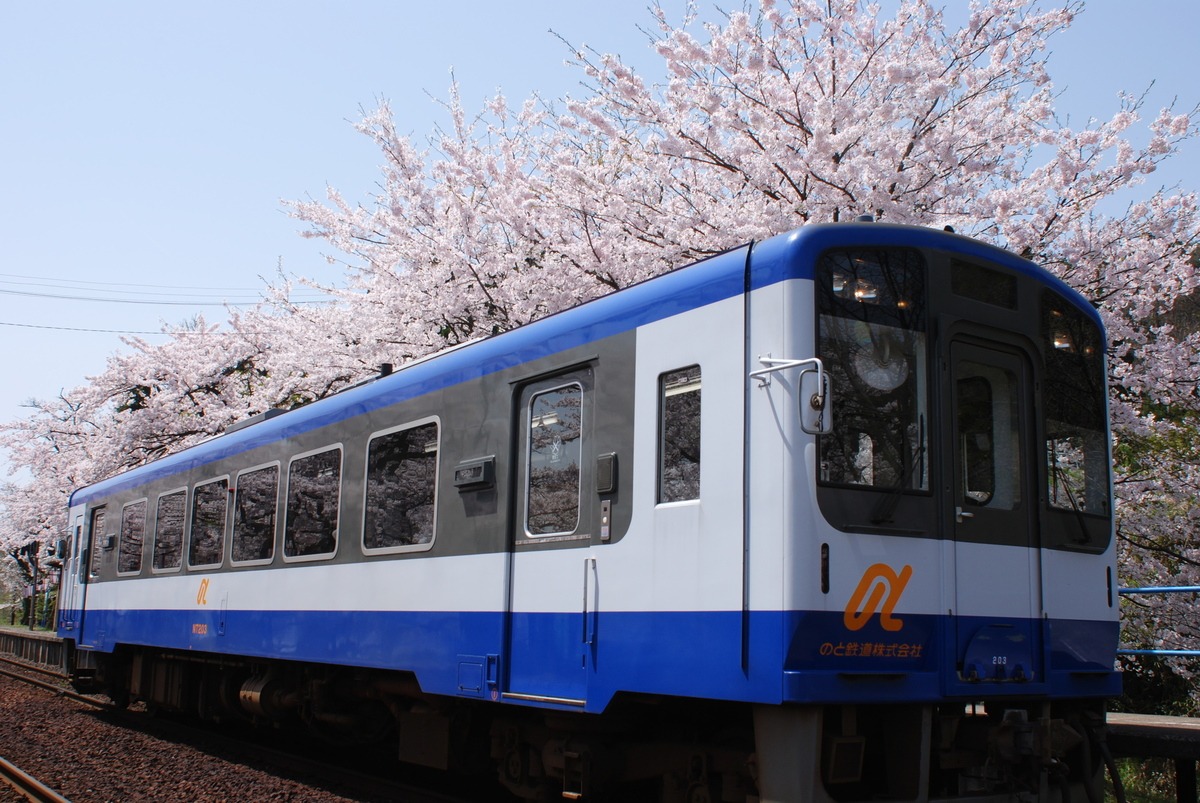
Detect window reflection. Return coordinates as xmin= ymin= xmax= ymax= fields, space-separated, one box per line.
xmin=1042 ymin=292 xmax=1109 ymax=518
xmin=365 ymin=422 xmax=439 ymax=550
xmin=153 ymin=491 xmax=186 ymax=570
xmin=118 ymin=501 xmax=145 ymax=574
xmin=89 ymin=507 xmax=106 ymax=577
xmin=233 ymin=465 xmax=278 ymax=563
xmin=956 ymin=361 xmax=1021 ymax=511
xmin=659 ymin=366 xmax=701 ymax=503
xmin=189 ymin=479 xmax=227 ymax=567
xmin=285 ymin=448 xmax=342 ymax=558
xmin=527 ymin=384 xmax=582 ymax=535
xmin=818 ymin=249 xmax=929 ymax=491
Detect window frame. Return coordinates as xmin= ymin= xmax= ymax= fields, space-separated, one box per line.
xmin=282 ymin=444 xmax=344 ymax=563
xmin=657 ymin=364 xmax=702 ymax=505
xmin=362 ymin=416 xmax=441 ymax=556
xmin=88 ymin=506 xmax=107 ymax=578
xmin=524 ymin=381 xmax=585 ymax=539
xmin=116 ymin=498 xmax=148 ymax=577
xmin=1038 ymin=289 xmax=1113 ymax=552
xmin=231 ymin=461 xmax=281 ymax=567
xmin=815 ymin=247 xmax=931 ymax=494
xmin=187 ymin=475 xmax=230 ymax=570
xmin=151 ymin=486 xmax=188 ymax=574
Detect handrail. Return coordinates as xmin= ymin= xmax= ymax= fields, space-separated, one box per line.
xmin=1118 ymin=585 xmax=1200 ymax=595
xmin=1117 ymin=586 xmax=1200 ymax=657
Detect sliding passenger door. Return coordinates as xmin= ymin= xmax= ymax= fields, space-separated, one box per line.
xmin=504 ymin=367 xmax=597 ymax=707
xmin=945 ymin=339 xmax=1044 ymax=684
xmin=58 ymin=513 xmax=85 ymax=632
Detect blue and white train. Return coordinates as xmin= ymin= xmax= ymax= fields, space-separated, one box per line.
xmin=56 ymin=221 xmax=1120 ymax=802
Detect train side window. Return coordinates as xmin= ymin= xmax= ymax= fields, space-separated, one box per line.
xmin=117 ymin=500 xmax=147 ymax=575
xmin=152 ymin=489 xmax=187 ymax=571
xmin=189 ymin=477 xmax=228 ymax=568
xmin=285 ymin=446 xmax=342 ymax=560
xmin=232 ymin=464 xmax=279 ymax=565
xmin=88 ymin=507 xmax=107 ymax=577
xmin=658 ymin=366 xmax=702 ymax=503
xmin=364 ymin=420 xmax=439 ymax=553
xmin=526 ymin=383 xmax=583 ymax=536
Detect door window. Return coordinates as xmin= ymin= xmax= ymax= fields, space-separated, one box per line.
xmin=951 ymin=345 xmax=1030 ymax=547
xmin=88 ymin=507 xmax=106 ymax=577
xmin=526 ymin=384 xmax=583 ymax=536
xmin=956 ymin=361 xmax=1022 ymax=512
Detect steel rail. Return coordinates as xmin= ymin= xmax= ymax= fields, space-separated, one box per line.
xmin=0 ymin=664 xmax=109 ymax=710
xmin=0 ymin=653 xmax=67 ymax=681
xmin=0 ymin=755 xmax=71 ymax=803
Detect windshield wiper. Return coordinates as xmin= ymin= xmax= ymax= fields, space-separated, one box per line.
xmin=1050 ymin=462 xmax=1092 ymax=545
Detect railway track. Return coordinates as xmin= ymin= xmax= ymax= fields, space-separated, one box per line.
xmin=0 ymin=658 xmax=107 ymax=712
xmin=0 ymin=755 xmax=70 ymax=803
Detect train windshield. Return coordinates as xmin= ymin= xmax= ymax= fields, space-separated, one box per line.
xmin=817 ymin=248 xmax=929 ymax=491
xmin=1042 ymin=291 xmax=1110 ymax=519
xmin=813 ymin=242 xmax=1111 ymax=551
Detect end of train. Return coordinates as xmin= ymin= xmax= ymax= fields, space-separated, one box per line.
xmin=54 ymin=221 xmax=1120 ymax=802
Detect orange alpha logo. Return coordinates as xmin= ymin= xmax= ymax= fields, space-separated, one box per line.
xmin=843 ymin=563 xmax=913 ymax=632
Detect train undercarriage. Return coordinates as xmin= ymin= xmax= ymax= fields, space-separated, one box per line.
xmin=69 ymin=644 xmax=1112 ymax=802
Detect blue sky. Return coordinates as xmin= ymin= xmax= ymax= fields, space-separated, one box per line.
xmin=0 ymin=1 xmax=1196 ymax=457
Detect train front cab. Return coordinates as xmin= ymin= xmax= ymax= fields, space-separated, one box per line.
xmin=747 ymin=225 xmax=1119 ymax=802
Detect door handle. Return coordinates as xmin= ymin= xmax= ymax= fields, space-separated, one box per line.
xmin=956 ymin=506 xmax=975 ymax=523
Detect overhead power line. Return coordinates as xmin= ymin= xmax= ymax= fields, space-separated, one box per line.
xmin=0 ymin=287 xmax=328 ymax=306
xmin=0 ymin=272 xmax=332 ymax=305
xmin=0 ymin=320 xmax=247 ymax=335
xmin=0 ymin=287 xmax=255 ymax=306
xmin=0 ymin=272 xmax=280 ymax=293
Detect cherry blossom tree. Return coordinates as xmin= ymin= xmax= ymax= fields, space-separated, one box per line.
xmin=284 ymin=0 xmax=1200 ymax=676
xmin=1 ymin=0 xmax=1198 ymax=689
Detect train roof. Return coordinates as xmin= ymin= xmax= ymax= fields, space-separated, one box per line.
xmin=69 ymin=222 xmax=1100 ymax=507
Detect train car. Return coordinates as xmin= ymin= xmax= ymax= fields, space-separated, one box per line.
xmin=56 ymin=220 xmax=1120 ymax=802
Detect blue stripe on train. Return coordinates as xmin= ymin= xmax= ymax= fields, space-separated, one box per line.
xmin=61 ymin=606 xmax=1119 ymax=710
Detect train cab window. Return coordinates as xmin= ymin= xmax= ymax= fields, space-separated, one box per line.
xmin=658 ymin=366 xmax=701 ymax=503
xmin=153 ymin=490 xmax=186 ymax=571
xmin=817 ymin=248 xmax=929 ymax=491
xmin=117 ymin=500 xmax=146 ymax=575
xmin=232 ymin=464 xmax=278 ymax=564
xmin=364 ymin=420 xmax=439 ymax=553
xmin=88 ymin=507 xmax=107 ymax=577
xmin=189 ymin=478 xmax=228 ymax=568
xmin=1041 ymin=291 xmax=1111 ymax=549
xmin=526 ymin=384 xmax=582 ymax=536
xmin=285 ymin=446 xmax=342 ymax=559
